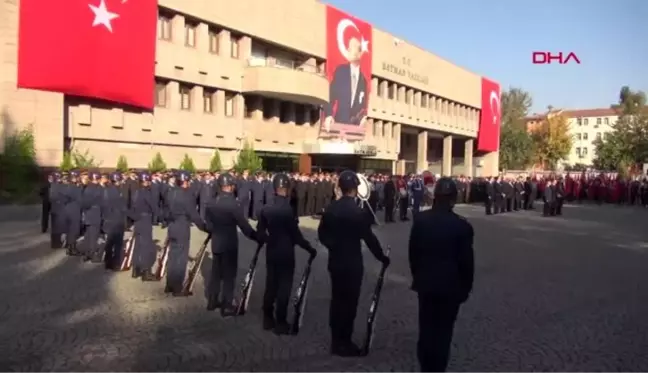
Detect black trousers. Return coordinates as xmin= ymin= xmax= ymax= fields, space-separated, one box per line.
xmin=263 ymin=261 xmax=294 ymax=323
xmin=297 ymin=195 xmax=307 ymax=216
xmin=399 ymin=198 xmax=408 ymax=220
xmin=209 ymin=250 xmax=238 ymax=307
xmin=103 ymin=228 xmax=125 ymax=269
xmin=417 ymin=295 xmax=460 ymax=372
xmin=384 ymin=200 xmax=394 ymax=222
xmin=41 ymin=201 xmax=50 ymax=233
xmin=329 ymin=268 xmax=363 ymax=343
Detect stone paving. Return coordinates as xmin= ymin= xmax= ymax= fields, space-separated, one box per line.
xmin=0 ymin=203 xmax=647 ymax=371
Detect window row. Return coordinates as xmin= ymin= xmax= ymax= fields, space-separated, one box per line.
xmin=575 ymin=132 xmax=608 ymax=141
xmin=374 ymin=78 xmax=478 ymax=120
xmin=575 ymin=147 xmax=589 ymax=157
xmin=158 ymin=11 xmax=242 ymax=58
xmin=576 ymin=117 xmax=610 ymax=126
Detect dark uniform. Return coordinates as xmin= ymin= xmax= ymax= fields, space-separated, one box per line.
xmin=64 ymin=171 xmax=83 ymax=256
xmin=164 ymin=172 xmax=208 ymax=295
xmin=40 ymin=175 xmax=53 ymax=233
xmin=317 ymin=170 xmax=390 ymax=357
xmin=81 ymin=172 xmax=104 ymax=262
xmin=49 ymin=173 xmax=65 ymax=249
xmin=204 ymin=172 xmax=259 ymax=316
xmin=257 ymin=173 xmax=316 ymax=334
xmin=128 ymin=172 xmax=158 ymax=281
xmin=408 ymin=177 xmax=474 ymax=372
xmin=101 ymin=172 xmax=128 ymax=270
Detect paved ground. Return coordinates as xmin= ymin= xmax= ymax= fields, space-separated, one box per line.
xmin=1 ymin=202 xmax=647 ymax=371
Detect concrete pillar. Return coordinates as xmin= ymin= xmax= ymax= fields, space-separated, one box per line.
xmin=191 ymin=86 xmax=203 ymax=114
xmin=170 ymin=15 xmax=184 ymax=45
xmin=417 ymin=130 xmax=428 ymax=172
xmin=442 ymin=135 xmax=453 ymax=176
xmin=298 ymin=153 xmax=311 ymax=174
xmin=396 ymin=160 xmax=406 ymax=175
xmin=215 ymin=90 xmax=225 ymax=119
xmin=287 ymin=102 xmax=296 ymax=126
xmin=168 ymin=81 xmax=181 ymax=111
xmin=464 ymin=138 xmax=474 ymax=177
xmin=271 ymin=100 xmax=280 ymax=124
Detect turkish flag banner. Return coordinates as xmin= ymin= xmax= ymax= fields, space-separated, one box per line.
xmin=17 ymin=0 xmax=157 ymax=110
xmin=477 ymin=77 xmax=501 ymax=152
xmin=320 ymin=5 xmax=372 ymax=140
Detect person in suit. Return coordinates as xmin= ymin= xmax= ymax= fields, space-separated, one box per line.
xmin=323 ymin=37 xmax=368 ymax=130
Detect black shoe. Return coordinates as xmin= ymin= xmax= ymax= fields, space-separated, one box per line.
xmin=273 ymin=322 xmax=290 ymax=335
xmin=207 ymin=299 xmax=222 ymax=311
xmin=263 ymin=315 xmax=275 ymax=330
xmin=141 ymin=270 xmax=158 ymax=282
xmin=131 ymin=268 xmax=142 ymax=278
xmin=164 ymin=285 xmax=173 ymax=294
xmin=221 ymin=306 xmax=237 ymax=318
xmin=172 ymin=291 xmax=190 ymax=297
xmin=331 ymin=341 xmax=363 ymax=357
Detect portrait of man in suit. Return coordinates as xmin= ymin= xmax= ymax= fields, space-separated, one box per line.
xmin=323 ymin=36 xmax=368 ymax=131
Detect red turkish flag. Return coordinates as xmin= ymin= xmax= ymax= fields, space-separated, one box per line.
xmin=17 ymin=0 xmax=157 ymax=109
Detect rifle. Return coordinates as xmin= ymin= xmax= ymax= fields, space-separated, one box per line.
xmin=236 ymin=243 xmax=263 ymax=316
xmin=361 ymin=246 xmax=391 ymax=356
xmin=290 ymin=257 xmax=314 ymax=335
xmin=155 ymin=236 xmax=170 ymax=280
xmin=180 ymin=234 xmax=212 ymax=296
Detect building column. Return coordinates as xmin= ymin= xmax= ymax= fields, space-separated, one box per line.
xmin=417 ymin=130 xmax=428 ymax=172
xmin=442 ymin=135 xmax=453 ymax=176
xmin=396 ymin=160 xmax=406 ymax=175
xmin=464 ymin=138 xmax=474 ymax=177
xmin=298 ymin=153 xmax=312 ymax=174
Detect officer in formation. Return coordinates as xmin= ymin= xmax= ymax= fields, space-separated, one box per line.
xmin=204 ymin=172 xmax=260 ymax=316
xmin=408 ymin=177 xmax=475 ymax=372
xmin=317 ymin=170 xmax=391 ymax=357
xmin=484 ymin=175 xmax=527 ymax=216
xmin=128 ymin=172 xmax=158 ymax=281
xmin=256 ymin=173 xmax=317 ymax=334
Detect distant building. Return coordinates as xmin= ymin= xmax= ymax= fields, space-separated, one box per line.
xmin=524 ymin=108 xmax=619 ymax=167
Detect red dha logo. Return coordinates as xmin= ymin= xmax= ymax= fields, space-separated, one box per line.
xmin=532 ymin=52 xmax=581 ymax=65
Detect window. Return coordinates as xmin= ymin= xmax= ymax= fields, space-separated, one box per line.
xmin=596 ymin=118 xmax=601 ymax=125
xmin=179 ymin=84 xmax=192 ymax=110
xmin=262 ymin=98 xmax=274 ymax=120
xmin=154 ymin=80 xmax=167 ymax=107
xmin=604 ymin=118 xmax=609 ymax=125
xmin=584 ymin=118 xmax=589 ymax=125
xmin=583 ymin=132 xmax=588 ymax=140
xmin=243 ymin=95 xmax=255 ymax=118
xmin=577 ymin=118 xmax=582 ymax=126
xmin=576 ymin=147 xmax=581 ymax=155
xmin=295 ymin=104 xmax=306 ymax=125
xmin=203 ymin=89 xmax=214 ymax=113
xmin=596 ymin=132 xmax=601 ymax=140
xmin=158 ymin=13 xmax=172 ymax=41
xmin=208 ymin=28 xmax=220 ymax=54
xmin=582 ymin=147 xmax=588 ymax=155
xmin=376 ymin=80 xmax=383 ymax=97
xmin=577 ymin=133 xmax=582 ymax=140
xmin=231 ymin=35 xmax=240 ymax=59
xmin=184 ymin=21 xmax=197 ymax=47
xmin=388 ymin=83 xmax=396 ymax=100
xmin=310 ymin=106 xmax=320 ymax=125
xmin=224 ymin=92 xmax=235 ymax=117
xmin=604 ymin=132 xmax=610 ymax=140
xmin=279 ymin=102 xmax=291 ymax=123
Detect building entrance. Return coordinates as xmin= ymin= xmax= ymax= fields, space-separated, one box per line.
xmin=310 ymin=154 xmax=360 ymax=173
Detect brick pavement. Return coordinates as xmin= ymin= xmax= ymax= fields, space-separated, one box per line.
xmin=0 ymin=203 xmax=647 ymax=371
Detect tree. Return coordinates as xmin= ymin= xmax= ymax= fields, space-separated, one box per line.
xmin=59 ymin=151 xmax=74 ymax=171
xmin=148 ymin=152 xmax=167 ymax=173
xmin=71 ymin=149 xmax=100 ymax=168
xmin=0 ymin=125 xmax=39 ymax=195
xmin=116 ymin=155 xmax=129 ymax=172
xmin=179 ymin=153 xmax=196 ymax=173
xmin=531 ymin=111 xmax=573 ymax=169
xmin=499 ymin=124 xmax=535 ymax=170
xmin=593 ymin=86 xmax=648 ymax=169
xmin=234 ymin=141 xmax=263 ymax=172
xmin=498 ymin=87 xmax=536 ymax=169
xmin=209 ymin=149 xmax=223 ymax=172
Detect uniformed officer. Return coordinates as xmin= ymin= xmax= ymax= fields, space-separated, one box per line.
xmin=64 ymin=170 xmax=83 ymax=256
xmin=128 ymin=172 xmax=158 ymax=281
xmin=204 ymin=172 xmax=259 ymax=317
xmin=81 ymin=171 xmax=104 ymax=262
xmin=317 ymin=170 xmax=390 ymax=357
xmin=164 ymin=171 xmax=208 ymax=295
xmin=257 ymin=173 xmax=317 ymax=334
xmin=408 ymin=177 xmax=474 ymax=372
xmin=49 ymin=172 xmax=65 ymax=249
xmin=101 ymin=172 xmax=128 ymax=271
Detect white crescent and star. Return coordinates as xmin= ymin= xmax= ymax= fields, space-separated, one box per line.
xmin=89 ymin=0 xmax=120 ymax=33
xmin=336 ymin=18 xmax=369 ymax=61
xmin=489 ymin=90 xmax=500 ymax=125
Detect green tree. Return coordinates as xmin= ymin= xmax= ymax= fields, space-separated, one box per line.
xmin=116 ymin=155 xmax=129 ymax=172
xmin=59 ymin=151 xmax=74 ymax=171
xmin=179 ymin=153 xmax=196 ymax=173
xmin=234 ymin=141 xmax=263 ymax=172
xmin=0 ymin=125 xmax=39 ymax=196
xmin=71 ymin=148 xmax=100 ymax=168
xmin=209 ymin=149 xmax=223 ymax=172
xmin=498 ymin=87 xmax=536 ymax=169
xmin=593 ymin=86 xmax=648 ymax=169
xmin=148 ymin=152 xmax=167 ymax=173
xmin=499 ymin=125 xmax=535 ymax=170
xmin=531 ymin=111 xmax=573 ymax=169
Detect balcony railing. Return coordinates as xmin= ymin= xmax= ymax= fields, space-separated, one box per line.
xmin=247 ymin=57 xmax=324 ymax=76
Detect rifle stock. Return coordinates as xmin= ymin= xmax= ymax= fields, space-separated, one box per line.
xmin=290 ymin=259 xmax=313 ymax=335
xmin=236 ymin=243 xmax=263 ymax=316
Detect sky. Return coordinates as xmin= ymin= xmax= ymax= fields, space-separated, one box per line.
xmin=325 ymin=0 xmax=648 ymax=114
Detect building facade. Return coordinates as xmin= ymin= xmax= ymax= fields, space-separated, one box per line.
xmin=1 ymin=0 xmax=500 ymax=176
xmin=525 ymin=108 xmax=618 ymax=167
